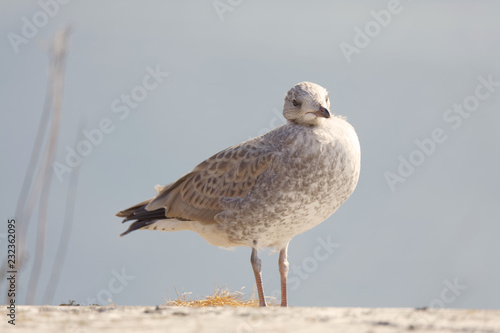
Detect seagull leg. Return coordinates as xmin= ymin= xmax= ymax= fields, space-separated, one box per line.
xmin=251 ymin=247 xmax=267 ymax=307
xmin=279 ymin=242 xmax=290 ymax=307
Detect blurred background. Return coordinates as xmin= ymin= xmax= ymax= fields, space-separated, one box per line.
xmin=1 ymin=0 xmax=499 ymax=308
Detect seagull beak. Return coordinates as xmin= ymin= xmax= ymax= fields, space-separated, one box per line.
xmin=312 ymin=106 xmax=331 ymax=118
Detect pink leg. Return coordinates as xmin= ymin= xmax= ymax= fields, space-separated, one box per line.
xmin=251 ymin=247 xmax=267 ymax=307
xmin=279 ymin=243 xmax=290 ymax=307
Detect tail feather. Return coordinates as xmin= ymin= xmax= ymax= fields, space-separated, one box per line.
xmin=120 ymin=220 xmax=156 ymax=237
xmin=116 ymin=199 xmax=152 ymax=220
xmin=117 ymin=199 xmax=168 ymax=237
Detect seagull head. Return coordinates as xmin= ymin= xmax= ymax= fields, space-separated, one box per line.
xmin=283 ymin=82 xmax=331 ymax=126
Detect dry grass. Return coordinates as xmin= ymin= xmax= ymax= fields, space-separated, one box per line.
xmin=165 ymin=287 xmax=275 ymax=307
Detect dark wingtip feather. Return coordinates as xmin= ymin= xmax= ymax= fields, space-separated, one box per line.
xmin=120 ymin=220 xmax=156 ymax=237
xmin=116 ymin=211 xmax=127 ymax=218
xmin=117 ymin=198 xmax=168 ymax=236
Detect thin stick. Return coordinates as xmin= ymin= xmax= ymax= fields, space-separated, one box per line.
xmin=42 ymin=116 xmax=85 ymax=304
xmin=0 ymin=37 xmax=58 ymax=302
xmin=26 ymin=27 xmax=71 ymax=304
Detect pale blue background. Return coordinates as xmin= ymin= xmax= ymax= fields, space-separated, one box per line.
xmin=1 ymin=0 xmax=499 ymax=308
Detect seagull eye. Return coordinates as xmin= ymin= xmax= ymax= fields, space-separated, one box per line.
xmin=325 ymin=95 xmax=329 ymax=103
xmin=292 ymin=99 xmax=299 ymax=107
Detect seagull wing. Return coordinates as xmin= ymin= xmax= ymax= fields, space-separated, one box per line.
xmin=145 ymin=140 xmax=275 ymax=224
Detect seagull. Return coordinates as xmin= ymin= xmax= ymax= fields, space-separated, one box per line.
xmin=116 ymin=82 xmax=361 ymax=307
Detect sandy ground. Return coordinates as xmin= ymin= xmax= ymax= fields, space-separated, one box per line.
xmin=1 ymin=306 xmax=499 ymax=333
